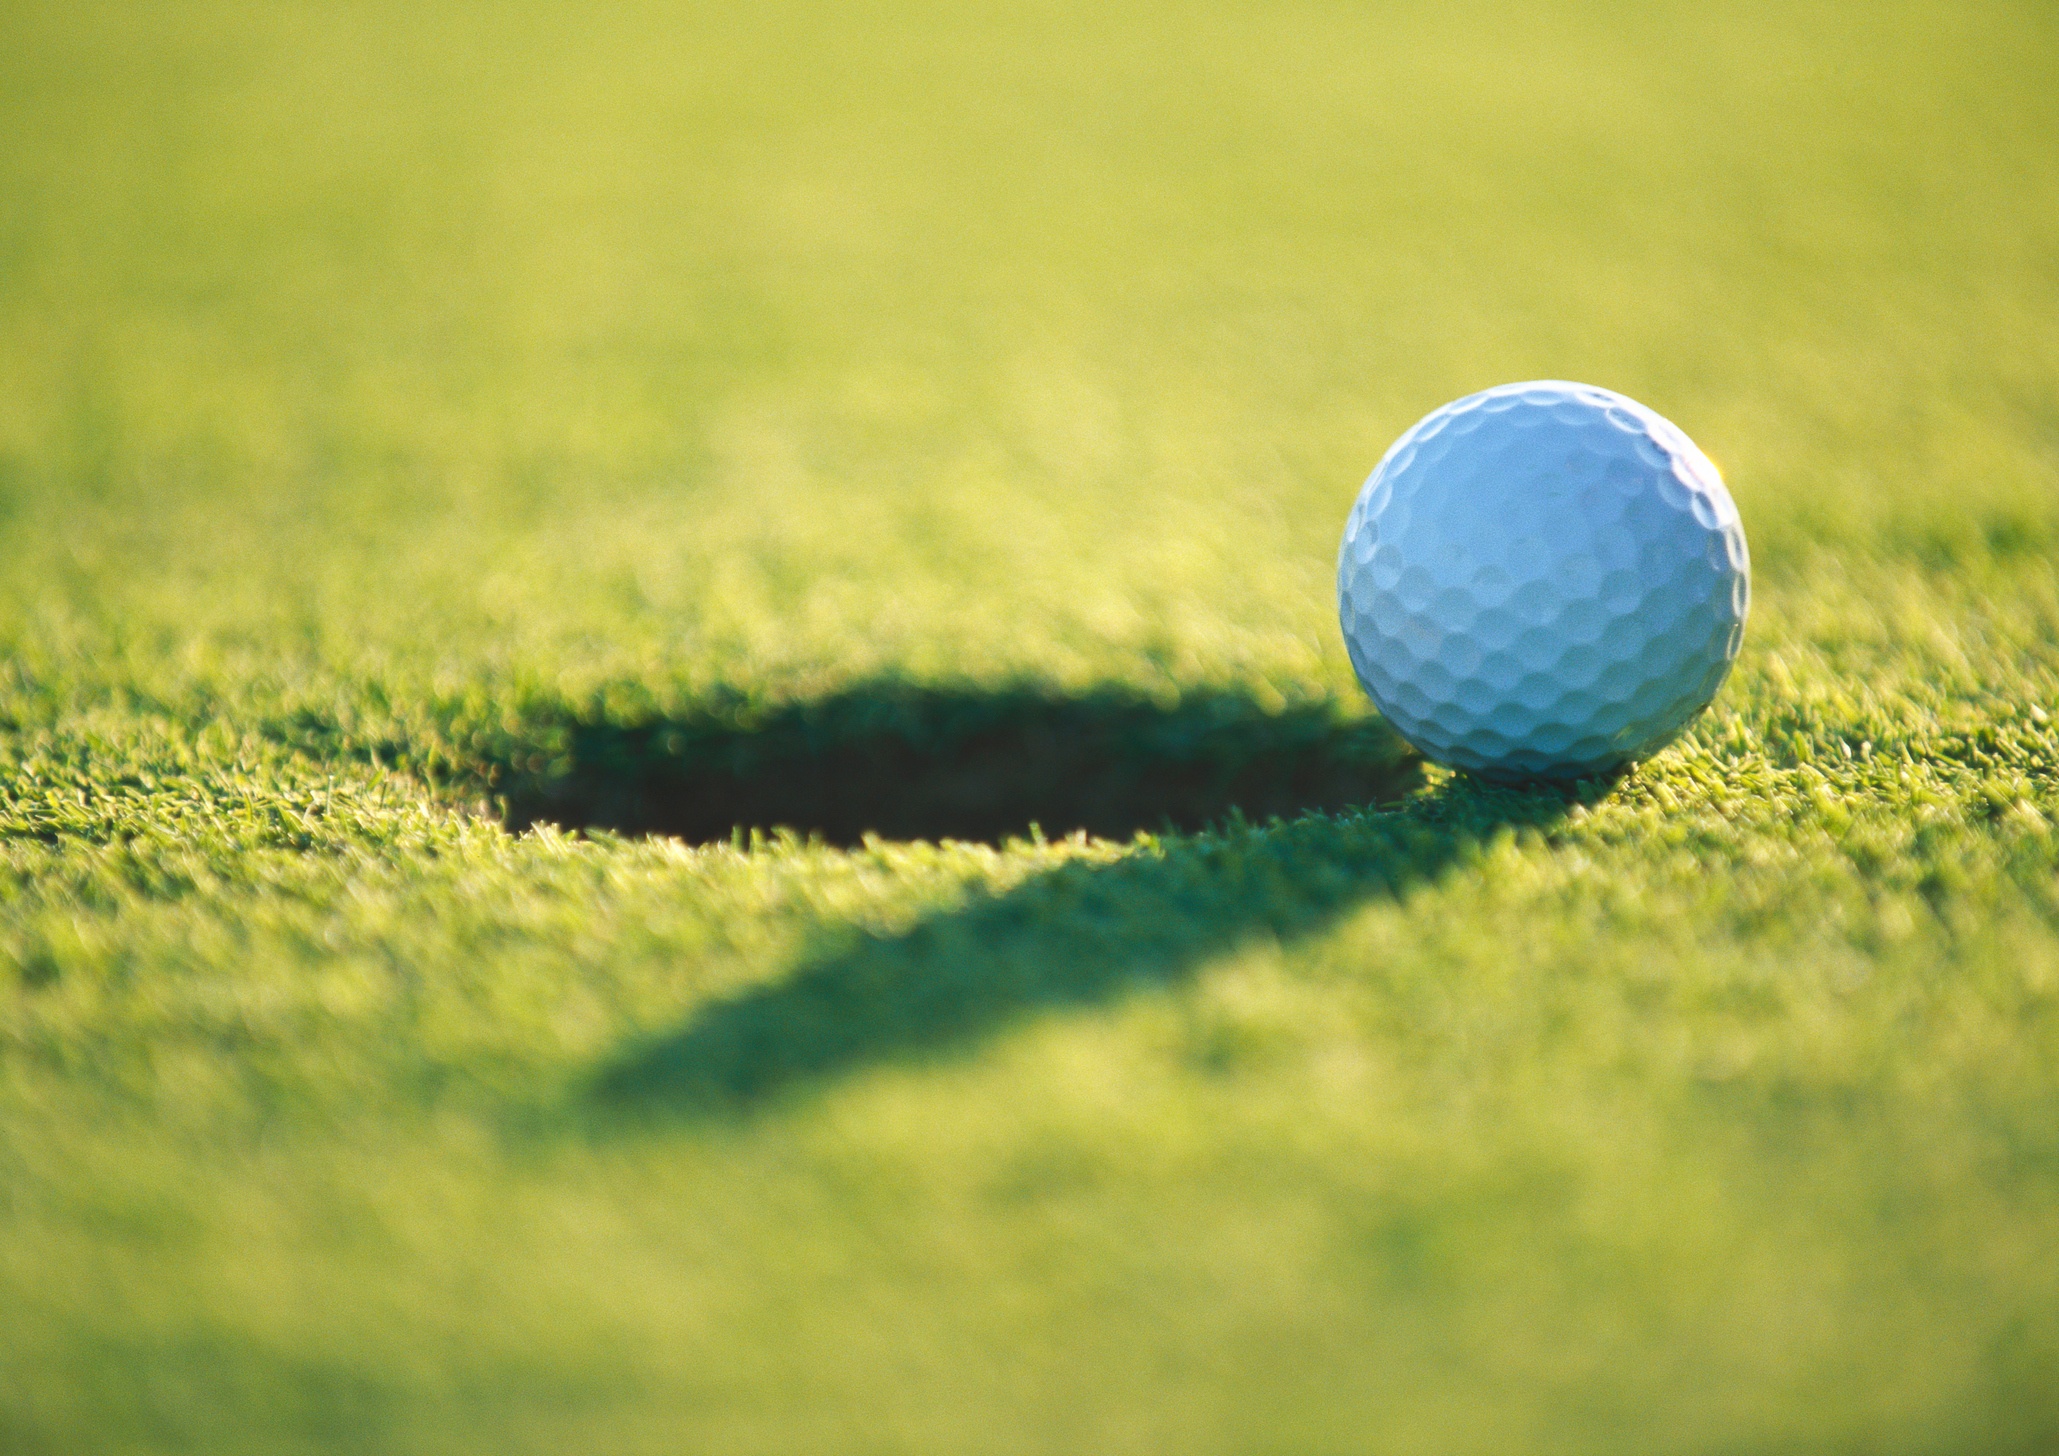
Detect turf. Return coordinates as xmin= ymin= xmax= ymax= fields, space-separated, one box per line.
xmin=3 ymin=0 xmax=2058 ymax=1450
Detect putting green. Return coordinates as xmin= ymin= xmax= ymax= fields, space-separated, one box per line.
xmin=2 ymin=1 xmax=2056 ymax=1450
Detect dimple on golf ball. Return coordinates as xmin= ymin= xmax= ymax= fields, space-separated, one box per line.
xmin=1337 ymin=381 xmax=1749 ymax=782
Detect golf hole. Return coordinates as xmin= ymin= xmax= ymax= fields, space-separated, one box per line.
xmin=486 ymin=683 xmax=1424 ymax=846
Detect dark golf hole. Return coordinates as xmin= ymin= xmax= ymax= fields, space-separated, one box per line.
xmin=487 ymin=683 xmax=1424 ymax=846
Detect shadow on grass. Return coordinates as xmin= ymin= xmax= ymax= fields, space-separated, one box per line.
xmin=492 ymin=681 xmax=1423 ymax=846
xmin=594 ymin=776 xmax=1583 ymax=1115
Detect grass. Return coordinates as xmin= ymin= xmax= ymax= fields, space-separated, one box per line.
xmin=2 ymin=0 xmax=2058 ymax=1450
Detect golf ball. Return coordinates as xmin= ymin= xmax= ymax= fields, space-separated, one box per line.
xmin=1337 ymin=381 xmax=1749 ymax=782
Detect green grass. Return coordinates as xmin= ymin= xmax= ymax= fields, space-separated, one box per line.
xmin=4 ymin=0 xmax=2059 ymax=1449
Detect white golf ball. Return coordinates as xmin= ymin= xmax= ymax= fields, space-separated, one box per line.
xmin=1337 ymin=381 xmax=1749 ymax=782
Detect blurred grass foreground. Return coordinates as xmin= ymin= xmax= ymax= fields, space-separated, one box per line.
xmin=4 ymin=1 xmax=2059 ymax=1452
